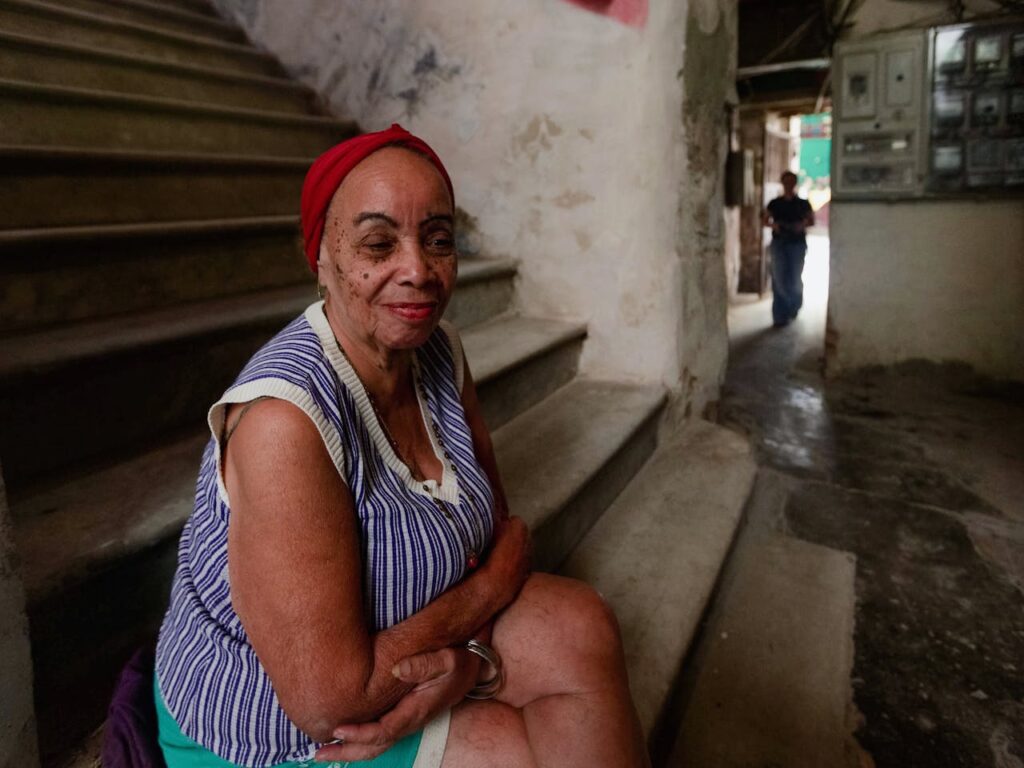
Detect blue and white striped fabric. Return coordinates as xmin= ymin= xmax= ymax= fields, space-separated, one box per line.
xmin=155 ymin=302 xmax=495 ymax=767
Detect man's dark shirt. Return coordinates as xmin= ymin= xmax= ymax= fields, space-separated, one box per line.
xmin=767 ymin=196 xmax=813 ymax=245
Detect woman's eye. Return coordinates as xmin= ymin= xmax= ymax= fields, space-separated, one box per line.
xmin=364 ymin=240 xmax=394 ymax=255
xmin=426 ymin=235 xmax=455 ymax=253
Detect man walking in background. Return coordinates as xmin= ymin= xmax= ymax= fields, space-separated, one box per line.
xmin=763 ymin=170 xmax=814 ymax=327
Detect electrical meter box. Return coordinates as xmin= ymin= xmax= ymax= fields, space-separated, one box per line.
xmin=833 ymin=30 xmax=928 ymax=198
xmin=834 ymin=16 xmax=1024 ymax=199
xmin=926 ymin=18 xmax=1024 ymax=193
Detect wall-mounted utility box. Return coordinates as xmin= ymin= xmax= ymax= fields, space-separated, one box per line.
xmin=833 ymin=29 xmax=928 ymax=198
xmin=834 ymin=16 xmax=1024 ymax=200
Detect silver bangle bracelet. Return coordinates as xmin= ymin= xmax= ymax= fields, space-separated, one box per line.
xmin=464 ymin=639 xmax=503 ymax=700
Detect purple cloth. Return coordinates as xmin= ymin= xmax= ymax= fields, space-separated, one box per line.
xmin=101 ymin=647 xmax=166 ymax=768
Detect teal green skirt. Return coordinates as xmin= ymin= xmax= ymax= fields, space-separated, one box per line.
xmin=154 ymin=674 xmax=431 ymax=768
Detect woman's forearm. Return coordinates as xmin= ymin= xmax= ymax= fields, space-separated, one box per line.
xmin=333 ymin=520 xmax=527 ymax=725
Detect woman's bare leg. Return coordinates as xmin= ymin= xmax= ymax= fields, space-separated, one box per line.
xmin=489 ymin=573 xmax=650 ymax=768
xmin=440 ymin=701 xmax=537 ymax=768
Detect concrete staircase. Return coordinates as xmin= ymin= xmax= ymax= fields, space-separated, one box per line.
xmin=0 ymin=1 xmax=770 ymax=766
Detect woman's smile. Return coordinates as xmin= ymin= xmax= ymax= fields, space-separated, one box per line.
xmin=384 ymin=301 xmax=440 ymax=322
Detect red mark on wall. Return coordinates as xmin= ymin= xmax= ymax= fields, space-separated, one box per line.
xmin=564 ymin=0 xmax=647 ymax=28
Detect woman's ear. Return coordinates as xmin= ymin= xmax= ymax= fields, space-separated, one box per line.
xmin=317 ymin=238 xmax=330 ymax=272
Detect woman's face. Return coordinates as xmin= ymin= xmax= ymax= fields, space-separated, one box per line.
xmin=319 ymin=147 xmax=456 ymax=353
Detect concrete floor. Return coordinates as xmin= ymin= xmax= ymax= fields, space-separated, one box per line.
xmin=721 ymin=235 xmax=1024 ymax=768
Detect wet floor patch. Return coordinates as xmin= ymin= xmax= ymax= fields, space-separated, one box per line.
xmin=722 ymin=301 xmax=1024 ymax=767
xmin=786 ymin=481 xmax=1024 ymax=767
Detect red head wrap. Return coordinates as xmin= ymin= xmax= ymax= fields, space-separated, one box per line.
xmin=300 ymin=123 xmax=454 ymax=273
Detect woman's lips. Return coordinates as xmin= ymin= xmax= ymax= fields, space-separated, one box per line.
xmin=385 ymin=302 xmax=438 ymax=321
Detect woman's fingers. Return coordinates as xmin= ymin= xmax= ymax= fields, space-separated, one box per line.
xmin=314 ymin=723 xmax=393 ymax=762
xmin=393 ymin=647 xmax=459 ymax=685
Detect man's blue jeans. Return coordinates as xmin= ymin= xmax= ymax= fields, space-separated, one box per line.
xmin=770 ymin=239 xmax=807 ymax=325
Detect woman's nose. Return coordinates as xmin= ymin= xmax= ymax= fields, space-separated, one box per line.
xmin=395 ymin=240 xmax=432 ymax=285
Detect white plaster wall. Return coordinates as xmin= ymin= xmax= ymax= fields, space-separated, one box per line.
xmin=847 ymin=0 xmax=1002 ymax=39
xmin=214 ymin=0 xmax=734 ymax=406
xmin=828 ymin=200 xmax=1024 ymax=381
xmin=0 ymin=465 xmax=39 ymax=768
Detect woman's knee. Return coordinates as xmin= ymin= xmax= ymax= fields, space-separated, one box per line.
xmin=517 ymin=574 xmax=625 ymax=663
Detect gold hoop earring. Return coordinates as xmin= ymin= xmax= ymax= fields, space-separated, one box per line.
xmin=316 ymin=282 xmax=326 ymax=301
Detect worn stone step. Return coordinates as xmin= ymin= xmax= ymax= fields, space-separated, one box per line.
xmin=495 ymin=378 xmax=668 ymax=573
xmin=0 ymin=218 xmax=512 ymax=335
xmin=666 ymin=532 xmax=858 ymax=768
xmin=442 ymin=258 xmax=517 ymax=329
xmin=0 ymin=0 xmax=281 ymax=75
xmin=0 ymin=284 xmax=312 ymax=493
xmin=1 ymin=146 xmax=311 ymax=229
xmin=135 ymin=0 xmax=216 ymax=17
xmin=0 ymin=79 xmax=354 ymax=154
xmin=0 ymin=215 xmax=309 ymax=334
xmin=0 ymin=258 xmax=518 ymax=489
xmin=0 ymin=31 xmax=319 ymax=111
xmin=49 ymin=0 xmax=243 ymax=43
xmin=558 ymin=420 xmax=757 ymax=758
xmin=463 ymin=314 xmax=587 ymax=431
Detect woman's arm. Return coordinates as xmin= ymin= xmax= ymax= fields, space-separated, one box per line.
xmin=460 ymin=357 xmax=509 ymax=523
xmin=225 ymin=398 xmax=528 ymax=742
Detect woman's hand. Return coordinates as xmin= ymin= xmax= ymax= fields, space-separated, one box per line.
xmin=314 ymin=647 xmax=479 ymax=762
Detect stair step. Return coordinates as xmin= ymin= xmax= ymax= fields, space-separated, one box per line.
xmin=0 ymin=284 xmax=312 ymax=491
xmin=443 ymin=257 xmax=517 ymax=329
xmin=666 ymin=533 xmax=857 ymax=767
xmin=1 ymin=146 xmax=311 ymax=229
xmin=558 ymin=420 xmax=757 ymax=753
xmin=0 ymin=31 xmax=319 ymax=111
xmin=0 ymin=214 xmax=309 ymax=334
xmin=47 ymin=0 xmax=244 ymax=43
xmin=494 ymin=379 xmax=667 ymax=572
xmin=0 ymin=78 xmax=354 ymax=154
xmin=0 ymin=258 xmax=517 ymax=489
xmin=0 ymin=0 xmax=281 ymax=75
xmin=136 ymin=0 xmax=216 ymax=17
xmin=463 ymin=315 xmax=587 ymax=430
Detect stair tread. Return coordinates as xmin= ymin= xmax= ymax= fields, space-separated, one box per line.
xmin=668 ymin=533 xmax=857 ymax=766
xmin=3 ymin=0 xmax=270 ymax=56
xmin=0 ymin=213 xmax=300 ymax=245
xmin=72 ymin=0 xmax=239 ymax=33
xmin=14 ymin=430 xmax=208 ymax=603
xmin=0 ymin=144 xmax=314 ymax=168
xmin=0 ymin=77 xmax=350 ymax=127
xmin=559 ymin=420 xmax=757 ymax=737
xmin=462 ymin=314 xmax=586 ymax=385
xmin=0 ymin=282 xmax=312 ymax=376
xmin=0 ymin=30 xmax=312 ymax=91
xmin=493 ymin=379 xmax=666 ymax=533
xmin=0 ymin=258 xmax=514 ymax=376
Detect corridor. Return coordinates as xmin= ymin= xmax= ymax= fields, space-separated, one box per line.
xmin=720 ymin=236 xmax=1024 ymax=766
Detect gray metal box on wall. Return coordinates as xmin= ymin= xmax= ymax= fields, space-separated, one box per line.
xmin=834 ymin=17 xmax=1024 ymax=200
xmin=833 ymin=29 xmax=928 ymax=199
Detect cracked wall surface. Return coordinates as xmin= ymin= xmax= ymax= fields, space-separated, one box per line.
xmin=213 ymin=0 xmax=736 ymax=411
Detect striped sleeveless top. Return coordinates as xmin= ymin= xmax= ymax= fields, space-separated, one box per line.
xmin=155 ymin=302 xmax=496 ymax=767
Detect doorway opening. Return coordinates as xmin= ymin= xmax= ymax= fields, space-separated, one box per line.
xmin=731 ymin=109 xmax=831 ymax=348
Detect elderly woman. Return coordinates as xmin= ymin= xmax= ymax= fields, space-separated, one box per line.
xmin=154 ymin=125 xmax=649 ymax=768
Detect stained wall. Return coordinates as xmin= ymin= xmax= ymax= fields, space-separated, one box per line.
xmin=827 ymin=0 xmax=1024 ymax=381
xmin=213 ymin=0 xmax=737 ymax=414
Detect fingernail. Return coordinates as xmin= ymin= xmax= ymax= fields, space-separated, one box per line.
xmin=392 ymin=663 xmax=402 ymax=678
